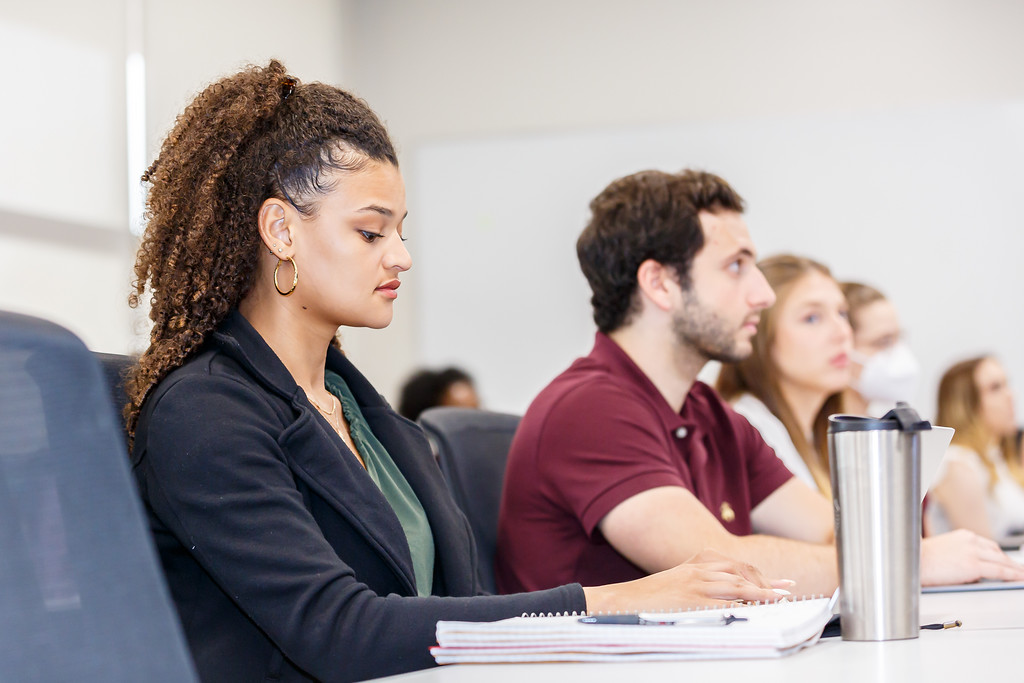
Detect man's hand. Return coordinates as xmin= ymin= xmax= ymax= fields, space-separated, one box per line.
xmin=921 ymin=529 xmax=1024 ymax=586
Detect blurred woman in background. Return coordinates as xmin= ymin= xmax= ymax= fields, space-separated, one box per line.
xmin=928 ymin=356 xmax=1024 ymax=542
xmin=839 ymin=282 xmax=920 ymax=416
xmin=717 ymin=254 xmax=852 ymax=496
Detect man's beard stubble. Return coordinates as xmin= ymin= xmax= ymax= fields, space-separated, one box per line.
xmin=671 ymin=289 xmax=749 ymax=365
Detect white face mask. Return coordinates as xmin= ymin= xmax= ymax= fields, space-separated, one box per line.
xmin=851 ymin=341 xmax=920 ymax=406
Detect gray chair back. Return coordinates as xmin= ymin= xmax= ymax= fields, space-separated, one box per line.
xmin=93 ymin=351 xmax=135 ymax=435
xmin=418 ymin=407 xmax=520 ymax=594
xmin=0 ymin=311 xmax=198 ymax=682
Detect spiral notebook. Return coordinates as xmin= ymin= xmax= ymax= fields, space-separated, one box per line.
xmin=432 ymin=592 xmax=838 ymax=664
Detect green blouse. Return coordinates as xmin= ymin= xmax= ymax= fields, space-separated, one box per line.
xmin=324 ymin=371 xmax=435 ymax=597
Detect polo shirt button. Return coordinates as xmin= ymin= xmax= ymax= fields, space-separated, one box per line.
xmin=674 ymin=427 xmax=688 ymax=439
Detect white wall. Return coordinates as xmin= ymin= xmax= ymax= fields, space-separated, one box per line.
xmin=135 ymin=0 xmax=416 ymax=394
xmin=348 ymin=0 xmax=1024 ymax=412
xmin=0 ymin=0 xmax=357 ymax=355
xmin=4 ymin=0 xmax=1024 ymax=412
xmin=411 ymin=103 xmax=1024 ymax=420
xmin=0 ymin=0 xmax=132 ymax=351
xmin=352 ymin=0 xmax=1024 ymax=141
xmin=144 ymin=0 xmax=352 ymax=157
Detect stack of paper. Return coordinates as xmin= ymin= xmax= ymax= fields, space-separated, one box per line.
xmin=432 ymin=595 xmax=837 ymax=664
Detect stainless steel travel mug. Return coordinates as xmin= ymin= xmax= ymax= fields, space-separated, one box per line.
xmin=827 ymin=403 xmax=929 ymax=641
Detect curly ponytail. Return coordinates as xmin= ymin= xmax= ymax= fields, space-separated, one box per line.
xmin=125 ymin=60 xmax=397 ymax=436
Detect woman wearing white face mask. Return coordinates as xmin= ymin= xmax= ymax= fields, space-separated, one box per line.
xmin=839 ymin=282 xmax=920 ymax=416
xmin=927 ymin=356 xmax=1024 ymax=542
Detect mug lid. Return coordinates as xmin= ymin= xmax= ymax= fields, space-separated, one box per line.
xmin=828 ymin=401 xmax=932 ymax=433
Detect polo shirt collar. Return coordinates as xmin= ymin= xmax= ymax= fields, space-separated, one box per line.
xmin=590 ymin=332 xmax=689 ymax=435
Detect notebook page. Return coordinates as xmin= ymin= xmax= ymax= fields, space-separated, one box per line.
xmin=433 ymin=594 xmax=836 ymax=664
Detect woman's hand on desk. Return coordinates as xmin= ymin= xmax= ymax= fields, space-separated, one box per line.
xmin=921 ymin=529 xmax=1024 ymax=585
xmin=581 ymin=548 xmax=792 ymax=613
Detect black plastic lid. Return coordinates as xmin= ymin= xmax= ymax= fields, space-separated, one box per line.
xmin=828 ymin=401 xmax=932 ymax=433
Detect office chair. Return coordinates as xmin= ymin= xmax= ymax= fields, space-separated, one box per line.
xmin=0 ymin=311 xmax=198 ymax=682
xmin=93 ymin=351 xmax=135 ymax=435
xmin=418 ymin=407 xmax=520 ymax=594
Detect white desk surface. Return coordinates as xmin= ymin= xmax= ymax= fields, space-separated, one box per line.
xmin=370 ymin=588 xmax=1024 ymax=683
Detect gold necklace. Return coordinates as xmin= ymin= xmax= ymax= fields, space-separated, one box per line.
xmin=308 ymin=393 xmax=337 ymax=416
xmin=309 ymin=392 xmax=364 ymax=466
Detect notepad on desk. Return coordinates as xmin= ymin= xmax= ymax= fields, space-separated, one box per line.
xmin=431 ymin=593 xmax=837 ymax=664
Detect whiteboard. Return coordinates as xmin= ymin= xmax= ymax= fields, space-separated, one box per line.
xmin=411 ymin=102 xmax=1024 ymax=418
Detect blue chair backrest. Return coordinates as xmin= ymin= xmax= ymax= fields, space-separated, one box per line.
xmin=0 ymin=311 xmax=197 ymax=682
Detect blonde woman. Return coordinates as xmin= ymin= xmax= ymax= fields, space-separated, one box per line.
xmin=928 ymin=356 xmax=1024 ymax=541
xmin=716 ymin=254 xmax=851 ymax=496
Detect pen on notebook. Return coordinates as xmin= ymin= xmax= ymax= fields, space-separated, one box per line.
xmin=578 ymin=614 xmax=748 ymax=626
xmin=921 ymin=619 xmax=962 ymax=630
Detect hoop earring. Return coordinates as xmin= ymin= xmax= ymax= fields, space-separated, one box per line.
xmin=274 ymin=256 xmax=298 ymax=296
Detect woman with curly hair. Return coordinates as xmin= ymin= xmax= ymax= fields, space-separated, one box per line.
xmin=127 ymin=61 xmax=783 ymax=683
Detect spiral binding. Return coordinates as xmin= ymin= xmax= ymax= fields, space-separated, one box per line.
xmin=521 ymin=593 xmax=826 ymax=618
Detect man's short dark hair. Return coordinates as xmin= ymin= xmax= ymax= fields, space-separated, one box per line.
xmin=576 ymin=169 xmax=745 ymax=333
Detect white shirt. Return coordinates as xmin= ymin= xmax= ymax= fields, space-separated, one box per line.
xmin=731 ymin=393 xmax=817 ymax=489
xmin=926 ymin=444 xmax=1024 ymax=541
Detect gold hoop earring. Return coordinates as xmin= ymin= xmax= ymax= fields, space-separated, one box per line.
xmin=274 ymin=256 xmax=298 ymax=296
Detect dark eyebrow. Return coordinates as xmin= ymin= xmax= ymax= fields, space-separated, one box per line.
xmin=727 ymin=247 xmax=757 ymax=262
xmin=357 ymin=205 xmax=409 ymax=221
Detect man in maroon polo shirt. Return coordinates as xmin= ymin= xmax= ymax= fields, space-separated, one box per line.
xmin=495 ymin=169 xmax=1024 ymax=597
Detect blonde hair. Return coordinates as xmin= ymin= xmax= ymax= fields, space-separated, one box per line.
xmin=717 ymin=254 xmax=839 ymax=495
xmin=839 ymin=281 xmax=886 ymax=334
xmin=936 ymin=356 xmax=1024 ymax=490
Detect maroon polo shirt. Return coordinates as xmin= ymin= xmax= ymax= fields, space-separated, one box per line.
xmin=495 ymin=332 xmax=793 ymax=593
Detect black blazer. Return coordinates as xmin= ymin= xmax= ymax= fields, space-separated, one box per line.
xmin=131 ymin=311 xmax=584 ymax=682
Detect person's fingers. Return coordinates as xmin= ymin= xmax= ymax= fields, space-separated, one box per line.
xmin=695 ymin=572 xmax=785 ymax=603
xmin=978 ymin=557 xmax=1024 ymax=581
xmin=951 ymin=531 xmax=1024 ymax=582
xmin=686 ymin=549 xmax=777 ymax=586
xmin=704 ymin=581 xmax=781 ymax=603
xmin=731 ymin=561 xmax=771 ymax=589
xmin=963 ymin=532 xmax=1024 ymax=576
xmin=973 ymin=534 xmax=1004 ymax=554
xmin=687 ymin=559 xmax=773 ymax=589
xmin=985 ymin=549 xmax=1023 ymax=567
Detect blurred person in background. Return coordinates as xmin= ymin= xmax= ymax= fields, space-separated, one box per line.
xmin=398 ymin=366 xmax=480 ymax=421
xmin=716 ymin=254 xmax=850 ymax=496
xmin=928 ymin=356 xmax=1024 ymax=542
xmin=839 ymin=282 xmax=920 ymax=417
